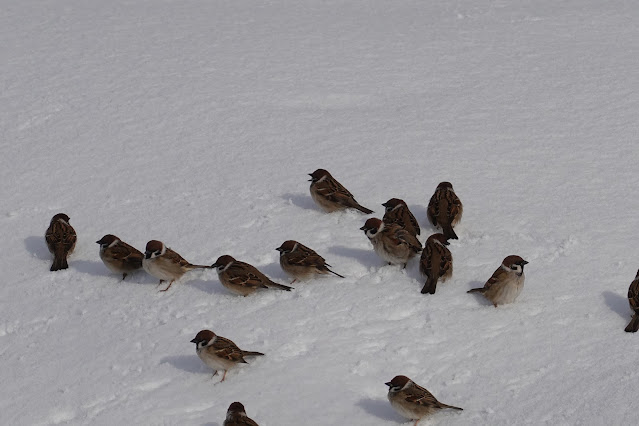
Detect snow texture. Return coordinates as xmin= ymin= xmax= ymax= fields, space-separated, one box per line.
xmin=1 ymin=0 xmax=638 ymax=425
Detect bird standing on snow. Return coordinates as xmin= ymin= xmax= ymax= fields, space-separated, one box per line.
xmin=625 ymin=270 xmax=639 ymax=333
xmin=308 ymin=169 xmax=373 ymax=214
xmin=96 ymin=234 xmax=143 ymax=280
xmin=467 ymin=255 xmax=528 ymax=307
xmin=45 ymin=213 xmax=77 ymax=271
xmin=419 ymin=233 xmax=453 ymax=295
xmin=223 ymin=402 xmax=259 ymax=426
xmin=191 ymin=330 xmax=264 ymax=382
xmin=427 ymin=182 xmax=463 ymax=240
xmin=360 ymin=218 xmax=422 ymax=268
xmin=276 ymin=240 xmax=344 ymax=284
xmin=386 ymin=375 xmax=462 ymax=425
xmin=382 ymin=198 xmax=420 ymax=237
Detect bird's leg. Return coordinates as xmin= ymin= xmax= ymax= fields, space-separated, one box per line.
xmin=121 ymin=273 xmax=127 ymax=281
xmin=220 ymin=370 xmax=227 ymax=382
xmin=156 ymin=279 xmax=165 ymax=287
xmin=290 ymin=278 xmax=297 ymax=284
xmin=159 ymin=280 xmax=175 ymax=292
xmin=211 ymin=370 xmax=219 ymax=379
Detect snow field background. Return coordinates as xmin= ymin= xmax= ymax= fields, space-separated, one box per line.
xmin=2 ymin=1 xmax=639 ymax=425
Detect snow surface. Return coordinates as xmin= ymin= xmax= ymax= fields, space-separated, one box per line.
xmin=2 ymin=0 xmax=639 ymax=425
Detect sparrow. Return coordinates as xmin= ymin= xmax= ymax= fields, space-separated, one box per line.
xmin=142 ymin=240 xmax=211 ymax=291
xmin=386 ymin=375 xmax=462 ymax=425
xmin=190 ymin=330 xmax=264 ymax=382
xmin=360 ymin=218 xmax=422 ymax=268
xmin=276 ymin=240 xmax=344 ymax=283
xmin=427 ymin=182 xmax=463 ymax=240
xmin=212 ymin=255 xmax=293 ymax=295
xmin=625 ymin=270 xmax=639 ymax=333
xmin=96 ymin=234 xmax=143 ymax=280
xmin=467 ymin=255 xmax=528 ymax=307
xmin=224 ymin=402 xmax=259 ymax=426
xmin=382 ymin=198 xmax=420 ymax=237
xmin=308 ymin=169 xmax=373 ymax=214
xmin=419 ymin=233 xmax=453 ymax=295
xmin=45 ymin=213 xmax=77 ymax=271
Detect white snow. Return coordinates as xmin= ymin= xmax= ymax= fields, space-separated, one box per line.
xmin=2 ymin=0 xmax=639 ymax=425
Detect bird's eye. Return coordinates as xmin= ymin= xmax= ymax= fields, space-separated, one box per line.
xmin=511 ymin=265 xmax=518 ymax=270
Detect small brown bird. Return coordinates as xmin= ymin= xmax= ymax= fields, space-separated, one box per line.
xmin=386 ymin=375 xmax=462 ymax=425
xmin=308 ymin=169 xmax=373 ymax=214
xmin=419 ymin=233 xmax=453 ymax=295
xmin=224 ymin=402 xmax=259 ymax=426
xmin=625 ymin=270 xmax=639 ymax=333
xmin=212 ymin=255 xmax=293 ymax=295
xmin=96 ymin=234 xmax=143 ymax=280
xmin=142 ymin=240 xmax=211 ymax=291
xmin=190 ymin=330 xmax=264 ymax=382
xmin=45 ymin=213 xmax=77 ymax=271
xmin=276 ymin=240 xmax=344 ymax=283
xmin=382 ymin=198 xmax=420 ymax=237
xmin=468 ymin=255 xmax=528 ymax=307
xmin=360 ymin=218 xmax=422 ymax=268
xmin=427 ymin=182 xmax=463 ymax=240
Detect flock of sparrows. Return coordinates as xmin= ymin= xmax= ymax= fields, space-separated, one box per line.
xmin=42 ymin=168 xmax=639 ymax=425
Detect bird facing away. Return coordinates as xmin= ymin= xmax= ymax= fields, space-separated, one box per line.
xmin=190 ymin=330 xmax=264 ymax=382
xmin=142 ymin=240 xmax=212 ymax=291
xmin=386 ymin=375 xmax=462 ymax=425
xmin=308 ymin=168 xmax=373 ymax=214
xmin=467 ymin=255 xmax=528 ymax=307
xmin=427 ymin=182 xmax=463 ymax=240
xmin=212 ymin=255 xmax=293 ymax=295
xmin=45 ymin=213 xmax=77 ymax=271
xmin=96 ymin=234 xmax=143 ymax=280
xmin=625 ymin=270 xmax=639 ymax=333
xmin=224 ymin=402 xmax=260 ymax=426
xmin=419 ymin=233 xmax=453 ymax=295
xmin=382 ymin=198 xmax=420 ymax=237
xmin=276 ymin=240 xmax=344 ymax=283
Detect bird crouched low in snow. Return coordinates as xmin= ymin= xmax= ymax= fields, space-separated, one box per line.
xmin=427 ymin=182 xmax=463 ymax=240
xmin=212 ymin=255 xmax=293 ymax=295
xmin=625 ymin=270 xmax=639 ymax=333
xmin=382 ymin=198 xmax=420 ymax=237
xmin=96 ymin=234 xmax=143 ymax=280
xmin=308 ymin=168 xmax=373 ymax=214
xmin=386 ymin=375 xmax=462 ymax=425
xmin=190 ymin=330 xmax=264 ymax=382
xmin=142 ymin=240 xmax=212 ymax=291
xmin=276 ymin=240 xmax=344 ymax=283
xmin=45 ymin=213 xmax=77 ymax=271
xmin=360 ymin=218 xmax=422 ymax=268
xmin=224 ymin=402 xmax=259 ymax=426
xmin=468 ymin=255 xmax=528 ymax=307
xmin=419 ymin=233 xmax=453 ymax=295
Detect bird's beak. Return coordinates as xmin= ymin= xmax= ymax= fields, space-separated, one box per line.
xmin=359 ymin=226 xmax=367 ymax=231
xmin=522 ymin=260 xmax=529 ymax=265
xmin=190 ymin=338 xmax=198 ymax=343
xmin=275 ymin=247 xmax=283 ymax=252
xmin=211 ymin=263 xmax=219 ymax=268
xmin=381 ymin=202 xmax=389 ymax=207
xmin=385 ymin=382 xmax=392 ymax=387
xmin=95 ymin=240 xmax=100 ymax=244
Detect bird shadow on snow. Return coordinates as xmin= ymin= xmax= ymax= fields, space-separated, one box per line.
xmin=160 ymin=355 xmax=206 ymax=374
xmin=328 ymin=245 xmax=379 ymax=267
xmin=356 ymin=398 xmax=403 ymax=422
xmin=73 ymin=260 xmax=110 ymax=277
xmin=602 ymin=291 xmax=630 ymax=319
xmin=24 ymin=236 xmax=50 ymax=260
xmin=281 ymin=192 xmax=317 ymax=211
xmin=189 ymin=278 xmax=230 ymax=296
